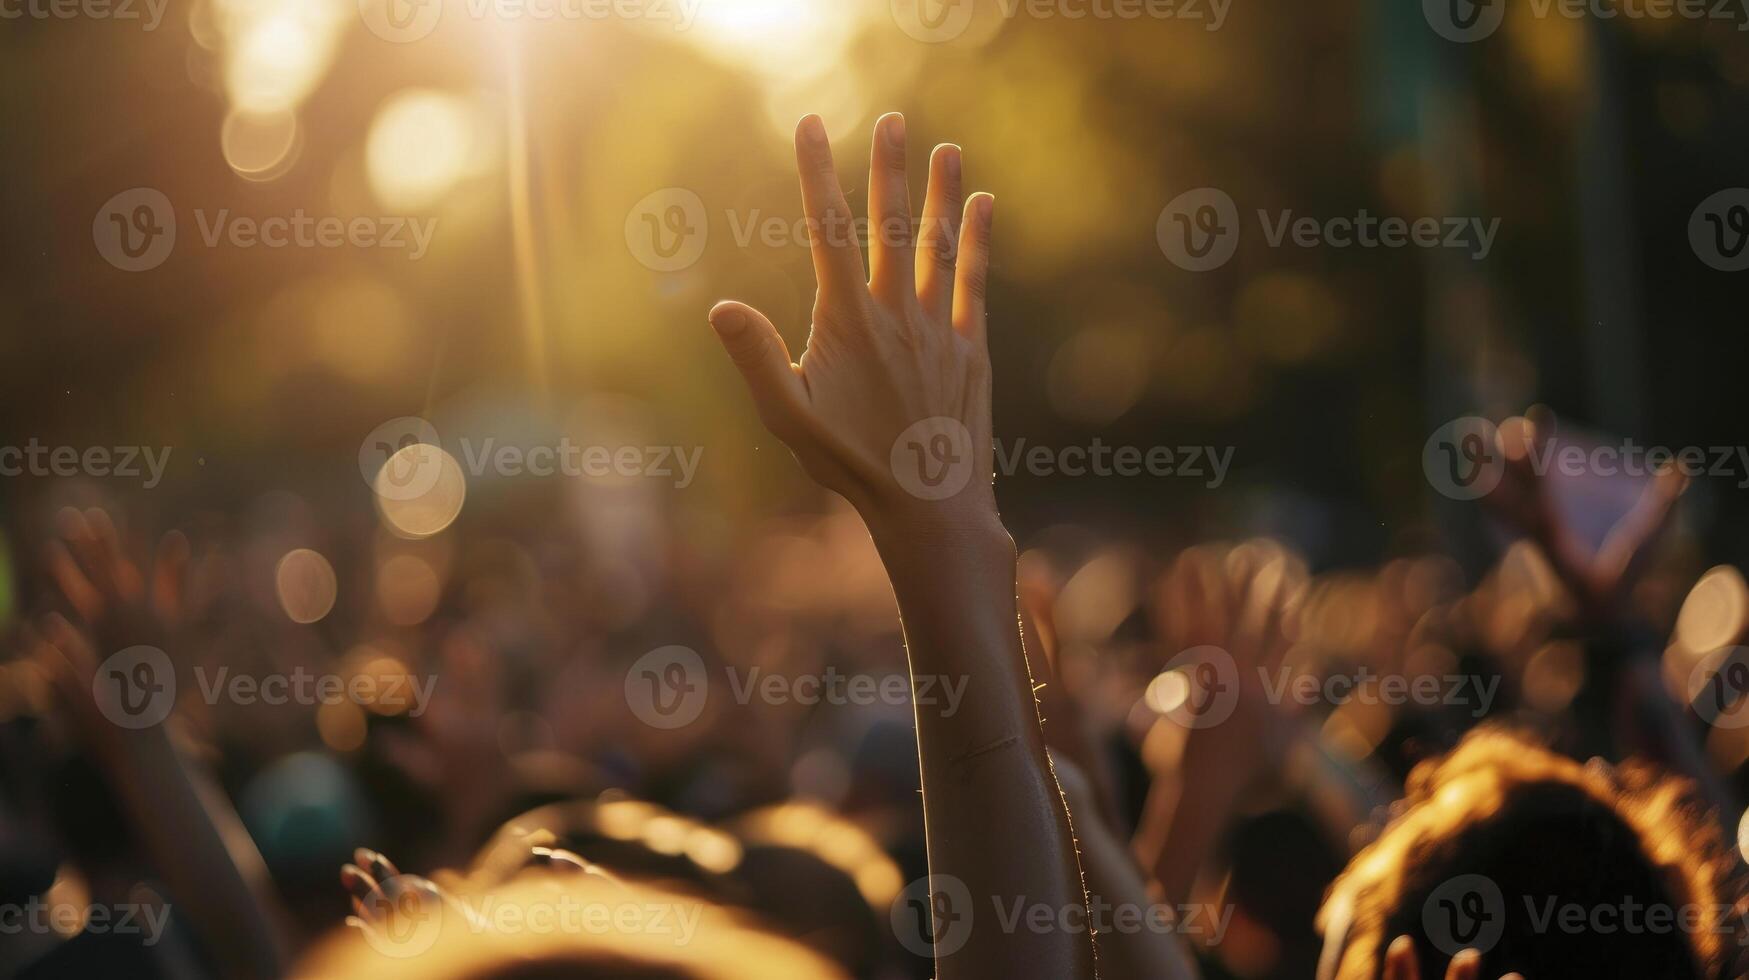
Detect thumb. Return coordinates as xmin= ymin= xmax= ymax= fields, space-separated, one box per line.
xmin=708 ymin=300 xmax=807 ymax=437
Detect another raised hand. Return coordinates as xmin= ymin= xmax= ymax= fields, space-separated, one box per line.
xmin=34 ymin=507 xmax=287 ymax=980
xmin=1384 ymin=936 xmax=1524 ymax=980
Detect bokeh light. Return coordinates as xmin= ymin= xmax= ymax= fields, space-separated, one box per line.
xmin=275 ymin=548 xmax=338 ymax=624
xmin=374 ymin=444 xmax=468 ymax=540
xmin=366 ymin=90 xmax=494 ymax=212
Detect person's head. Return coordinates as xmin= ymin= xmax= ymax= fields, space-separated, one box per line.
xmin=294 ymin=872 xmax=847 ymax=980
xmin=1317 ymin=728 xmax=1746 ymax=980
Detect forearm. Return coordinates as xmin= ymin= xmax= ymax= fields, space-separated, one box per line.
xmin=870 ymin=513 xmax=1097 ymax=979
xmin=1132 ymin=722 xmax=1248 ymax=910
xmin=102 ymin=728 xmax=287 ymax=980
xmin=1054 ymin=754 xmax=1201 ymax=980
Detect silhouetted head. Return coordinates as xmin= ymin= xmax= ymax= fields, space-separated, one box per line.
xmin=1318 ymin=729 xmax=1745 ymax=980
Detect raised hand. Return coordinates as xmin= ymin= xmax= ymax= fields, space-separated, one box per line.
xmin=1384 ymin=936 xmax=1524 ymax=980
xmin=1132 ymin=542 xmax=1312 ymax=909
xmin=1485 ymin=411 xmax=1686 ymax=623
xmin=33 ymin=508 xmax=287 ymax=980
xmin=43 ymin=506 xmax=189 ymax=659
xmin=707 ymin=112 xmax=995 ymax=535
xmin=706 ymin=114 xmax=1095 ymax=980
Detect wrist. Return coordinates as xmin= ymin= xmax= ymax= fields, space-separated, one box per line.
xmin=860 ymin=498 xmax=1012 ymax=560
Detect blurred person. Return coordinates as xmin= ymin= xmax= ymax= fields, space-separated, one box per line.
xmin=299 ymin=854 xmax=845 ymax=980
xmin=1316 ymin=728 xmax=1745 ymax=980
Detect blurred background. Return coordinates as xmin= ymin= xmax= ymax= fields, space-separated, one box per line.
xmin=1 ymin=0 xmax=1744 ymax=563
xmin=2 ymin=0 xmax=1749 ymax=977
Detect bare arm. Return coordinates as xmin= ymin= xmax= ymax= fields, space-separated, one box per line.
xmin=39 ymin=513 xmax=287 ymax=980
xmin=706 ymin=112 xmax=1095 ymax=979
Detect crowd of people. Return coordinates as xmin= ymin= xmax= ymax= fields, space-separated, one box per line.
xmin=3 ymin=115 xmax=1747 ymax=980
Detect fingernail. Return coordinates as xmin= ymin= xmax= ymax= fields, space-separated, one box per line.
xmin=709 ymin=304 xmax=746 ymax=335
xmin=940 ymin=144 xmax=961 ymax=180
xmin=799 ymin=114 xmax=826 ymax=146
xmin=885 ymin=113 xmax=906 ymax=148
xmin=976 ymin=193 xmax=994 ymax=222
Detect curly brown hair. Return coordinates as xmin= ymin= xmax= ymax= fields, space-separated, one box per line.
xmin=1317 ymin=728 xmax=1747 ymax=980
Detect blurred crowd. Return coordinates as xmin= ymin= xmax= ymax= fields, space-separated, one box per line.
xmin=2 ymin=409 xmax=1748 ymax=978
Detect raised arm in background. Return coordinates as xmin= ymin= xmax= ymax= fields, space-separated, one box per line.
xmin=704 ymin=112 xmax=1096 ymax=979
xmin=36 ymin=510 xmax=288 ymax=980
